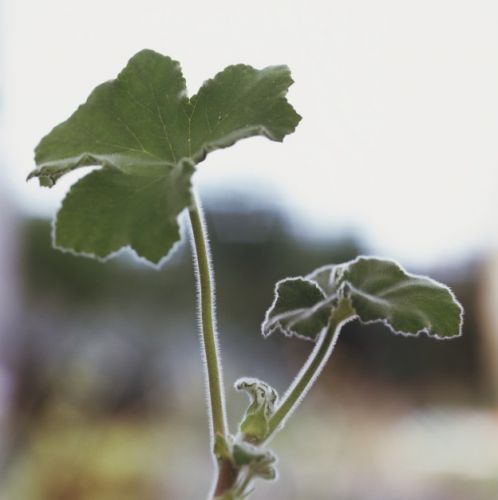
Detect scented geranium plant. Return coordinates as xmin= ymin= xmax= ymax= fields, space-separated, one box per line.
xmin=28 ymin=49 xmax=463 ymax=499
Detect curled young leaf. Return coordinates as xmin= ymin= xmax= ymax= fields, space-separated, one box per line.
xmin=263 ymin=256 xmax=463 ymax=341
xmin=29 ymin=49 xmax=301 ymax=264
xmin=235 ymin=377 xmax=279 ymax=444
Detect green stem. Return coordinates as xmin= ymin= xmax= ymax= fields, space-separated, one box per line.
xmin=188 ymin=195 xmax=227 ymax=439
xmin=265 ymin=300 xmax=354 ymax=441
xmin=234 ymin=470 xmax=255 ymax=498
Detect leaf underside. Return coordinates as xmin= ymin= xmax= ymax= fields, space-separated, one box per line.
xmin=262 ymin=257 xmax=463 ymax=341
xmin=29 ymin=49 xmax=301 ymax=264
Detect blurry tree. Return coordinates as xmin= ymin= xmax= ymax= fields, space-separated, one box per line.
xmin=14 ymin=193 xmax=481 ymax=422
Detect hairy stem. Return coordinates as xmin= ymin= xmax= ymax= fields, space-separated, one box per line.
xmin=265 ymin=300 xmax=355 ymax=441
xmin=189 ymin=195 xmax=241 ymax=498
xmin=234 ymin=469 xmax=255 ymax=498
xmin=188 ymin=196 xmax=228 ymax=438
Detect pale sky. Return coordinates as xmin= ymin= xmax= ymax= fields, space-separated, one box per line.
xmin=2 ymin=0 xmax=498 ymax=267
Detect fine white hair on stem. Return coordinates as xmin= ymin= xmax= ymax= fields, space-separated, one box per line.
xmin=187 ymin=189 xmax=229 ymax=499
xmin=265 ymin=319 xmax=346 ymax=443
xmin=190 ymin=191 xmax=228 ymax=499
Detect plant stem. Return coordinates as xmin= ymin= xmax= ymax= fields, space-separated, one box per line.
xmin=188 ymin=195 xmax=227 ymax=439
xmin=265 ymin=300 xmax=354 ymax=441
xmin=189 ymin=194 xmax=237 ymax=498
xmin=234 ymin=469 xmax=255 ymax=498
xmin=189 ymin=195 xmax=243 ymax=499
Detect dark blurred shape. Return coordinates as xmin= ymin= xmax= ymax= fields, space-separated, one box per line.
xmin=477 ymin=254 xmax=498 ymax=404
xmin=13 ymin=193 xmax=484 ymax=415
xmin=0 ymin=189 xmax=492 ymax=499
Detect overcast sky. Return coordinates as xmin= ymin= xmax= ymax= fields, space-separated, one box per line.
xmin=2 ymin=0 xmax=498 ymax=267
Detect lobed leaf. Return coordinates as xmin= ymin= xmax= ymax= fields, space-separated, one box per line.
xmin=54 ymin=161 xmax=194 ymax=263
xmin=263 ymin=256 xmax=463 ymax=341
xmin=262 ymin=278 xmax=332 ymax=340
xmin=29 ymin=49 xmax=301 ymax=264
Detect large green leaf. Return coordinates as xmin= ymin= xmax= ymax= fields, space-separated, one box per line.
xmin=28 ymin=49 xmax=301 ymax=264
xmin=263 ymin=257 xmax=463 ymax=341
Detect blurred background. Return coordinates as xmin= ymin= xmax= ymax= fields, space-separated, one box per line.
xmin=1 ymin=1 xmax=498 ymax=499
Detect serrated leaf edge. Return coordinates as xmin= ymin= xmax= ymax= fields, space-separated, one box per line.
xmin=49 ymin=199 xmax=189 ymax=269
xmin=190 ymin=63 xmax=301 ymax=152
xmin=263 ymin=255 xmax=464 ymax=342
xmin=336 ymin=255 xmax=464 ymax=340
xmin=31 ymin=54 xmax=301 ymax=184
xmin=29 ymin=51 xmax=301 ymax=266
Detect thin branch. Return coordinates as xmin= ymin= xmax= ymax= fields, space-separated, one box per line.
xmin=265 ymin=300 xmax=355 ymax=441
xmin=188 ymin=193 xmax=227 ymax=439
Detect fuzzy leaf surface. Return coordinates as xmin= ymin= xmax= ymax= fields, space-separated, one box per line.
xmin=263 ymin=257 xmax=463 ymax=341
xmin=262 ymin=278 xmax=332 ymax=340
xmin=235 ymin=377 xmax=279 ymax=443
xmin=29 ymin=49 xmax=300 ymax=264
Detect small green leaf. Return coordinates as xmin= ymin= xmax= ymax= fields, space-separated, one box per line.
xmin=262 ymin=278 xmax=332 ymax=340
xmin=263 ymin=256 xmax=463 ymax=341
xmin=232 ymin=443 xmax=277 ymax=481
xmin=235 ymin=378 xmax=278 ymax=444
xmin=29 ymin=49 xmax=301 ymax=264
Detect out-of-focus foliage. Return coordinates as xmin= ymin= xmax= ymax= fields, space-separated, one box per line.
xmin=0 ymin=196 xmax=488 ymax=499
